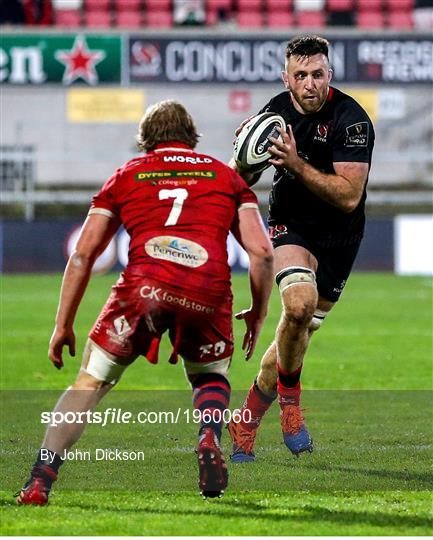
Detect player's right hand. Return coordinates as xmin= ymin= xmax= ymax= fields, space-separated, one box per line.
xmin=235 ymin=309 xmax=265 ymax=361
xmin=48 ymin=327 xmax=76 ymax=370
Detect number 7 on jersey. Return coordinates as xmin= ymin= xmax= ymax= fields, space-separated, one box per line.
xmin=158 ymin=188 xmax=188 ymax=226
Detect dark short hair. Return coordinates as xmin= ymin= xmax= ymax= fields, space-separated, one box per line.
xmin=136 ymin=100 xmax=200 ymax=152
xmin=286 ymin=35 xmax=329 ymax=61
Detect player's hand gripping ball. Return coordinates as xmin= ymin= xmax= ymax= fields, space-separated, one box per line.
xmin=233 ymin=112 xmax=286 ymax=174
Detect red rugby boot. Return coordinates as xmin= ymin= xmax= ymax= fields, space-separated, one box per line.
xmin=16 ymin=465 xmax=57 ymax=506
xmin=197 ymin=427 xmax=228 ymax=498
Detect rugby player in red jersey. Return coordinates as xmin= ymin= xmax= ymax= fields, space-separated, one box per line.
xmin=17 ymin=100 xmax=274 ymax=504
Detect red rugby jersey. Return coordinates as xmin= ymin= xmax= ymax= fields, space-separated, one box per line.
xmin=90 ymin=142 xmax=258 ymax=303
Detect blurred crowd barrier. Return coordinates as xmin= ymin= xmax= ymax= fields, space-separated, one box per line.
xmin=1 ymin=216 xmax=432 ymax=275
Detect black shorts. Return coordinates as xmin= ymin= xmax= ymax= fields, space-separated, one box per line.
xmin=269 ymin=224 xmax=362 ymax=303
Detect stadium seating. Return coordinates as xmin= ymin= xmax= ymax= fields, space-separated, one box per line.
xmin=357 ymin=10 xmax=386 ymax=26
xmin=238 ymin=0 xmax=262 ymax=9
xmin=84 ymin=10 xmax=111 ymax=26
xmin=386 ymin=0 xmax=414 ymax=26
xmin=16 ymin=0 xmax=421 ymax=29
xmin=294 ymin=0 xmax=326 ymax=27
xmin=146 ymin=10 xmax=173 ymax=26
xmin=206 ymin=9 xmax=218 ymax=24
xmin=413 ymin=5 xmax=433 ymax=30
xmin=115 ymin=0 xmax=142 ymax=9
xmin=267 ymin=11 xmax=295 ymax=26
xmin=264 ymin=0 xmax=294 ymax=26
xmin=237 ymin=0 xmax=262 ymax=26
xmin=207 ymin=0 xmax=232 ymax=8
xmin=327 ymin=0 xmax=353 ymax=10
xmin=84 ymin=0 xmax=110 ymax=11
xmin=112 ymin=0 xmax=143 ymax=27
xmin=206 ymin=0 xmax=232 ymax=25
xmin=55 ymin=8 xmax=81 ymax=26
xmin=388 ymin=9 xmax=413 ymax=26
xmin=53 ymin=0 xmax=82 ymax=8
xmin=327 ymin=0 xmax=354 ymax=24
xmin=139 ymin=0 xmax=172 ymax=26
xmin=294 ymin=0 xmax=325 ymax=10
xmin=265 ymin=0 xmax=293 ymax=9
xmin=297 ymin=10 xmax=326 ymax=26
xmin=386 ymin=0 xmax=414 ymax=10
xmin=237 ymin=11 xmax=264 ymax=26
xmin=115 ymin=10 xmax=143 ymax=27
xmin=147 ymin=0 xmax=171 ymax=8
xmin=357 ymin=0 xmax=383 ymax=11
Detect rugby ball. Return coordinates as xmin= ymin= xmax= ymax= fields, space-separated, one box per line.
xmin=233 ymin=112 xmax=286 ymax=174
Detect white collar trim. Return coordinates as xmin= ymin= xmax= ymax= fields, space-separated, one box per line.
xmin=154 ymin=147 xmax=193 ymax=153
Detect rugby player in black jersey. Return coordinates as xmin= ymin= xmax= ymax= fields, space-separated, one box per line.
xmin=228 ymin=35 xmax=375 ymax=462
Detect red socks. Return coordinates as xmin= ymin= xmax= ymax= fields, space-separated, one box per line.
xmin=239 ymin=380 xmax=275 ymax=428
xmin=277 ymin=364 xmax=302 ymax=406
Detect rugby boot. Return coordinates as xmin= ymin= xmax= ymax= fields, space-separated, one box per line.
xmin=16 ymin=465 xmax=57 ymax=506
xmin=197 ymin=427 xmax=228 ymax=498
xmin=227 ymin=419 xmax=257 ymax=463
xmin=280 ymin=402 xmax=313 ymax=456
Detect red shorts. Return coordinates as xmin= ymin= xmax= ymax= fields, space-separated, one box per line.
xmin=89 ymin=274 xmax=234 ymax=366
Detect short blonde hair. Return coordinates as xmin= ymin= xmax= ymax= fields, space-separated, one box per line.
xmin=136 ymin=100 xmax=200 ymax=152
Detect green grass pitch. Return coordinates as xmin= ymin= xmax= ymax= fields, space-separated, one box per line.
xmin=1 ymin=272 xmax=432 ymax=536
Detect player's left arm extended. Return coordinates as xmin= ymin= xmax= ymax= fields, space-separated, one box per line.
xmin=269 ymin=126 xmax=368 ymax=213
xmin=49 ymin=214 xmax=120 ymax=369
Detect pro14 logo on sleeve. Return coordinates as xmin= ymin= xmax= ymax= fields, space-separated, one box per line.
xmin=345 ymin=122 xmax=369 ymax=147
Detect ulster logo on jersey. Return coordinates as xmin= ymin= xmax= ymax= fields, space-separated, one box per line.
xmin=269 ymin=224 xmax=288 ymax=240
xmin=314 ymin=123 xmax=330 ymax=143
xmin=145 ymin=236 xmax=208 ymax=268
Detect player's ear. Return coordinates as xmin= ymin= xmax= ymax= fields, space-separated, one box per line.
xmin=281 ymin=70 xmax=289 ymax=89
xmin=328 ymin=68 xmax=333 ymax=83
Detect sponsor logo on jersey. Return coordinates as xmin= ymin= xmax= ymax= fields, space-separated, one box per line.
xmin=345 ymin=122 xmax=369 ymax=147
xmin=163 ymin=155 xmax=213 ymax=164
xmin=145 ymin=236 xmax=208 ymax=268
xmin=155 ymin=179 xmax=198 ymax=187
xmin=314 ymin=123 xmax=330 ymax=143
xmin=135 ymin=170 xmax=215 ymax=181
xmin=135 ymin=171 xmax=172 ymax=180
xmin=139 ymin=284 xmax=214 ymax=314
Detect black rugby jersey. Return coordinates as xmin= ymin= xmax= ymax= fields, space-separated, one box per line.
xmin=260 ymin=87 xmax=375 ymax=247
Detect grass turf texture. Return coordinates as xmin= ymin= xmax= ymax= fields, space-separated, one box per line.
xmin=1 ymin=272 xmax=432 ymax=535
